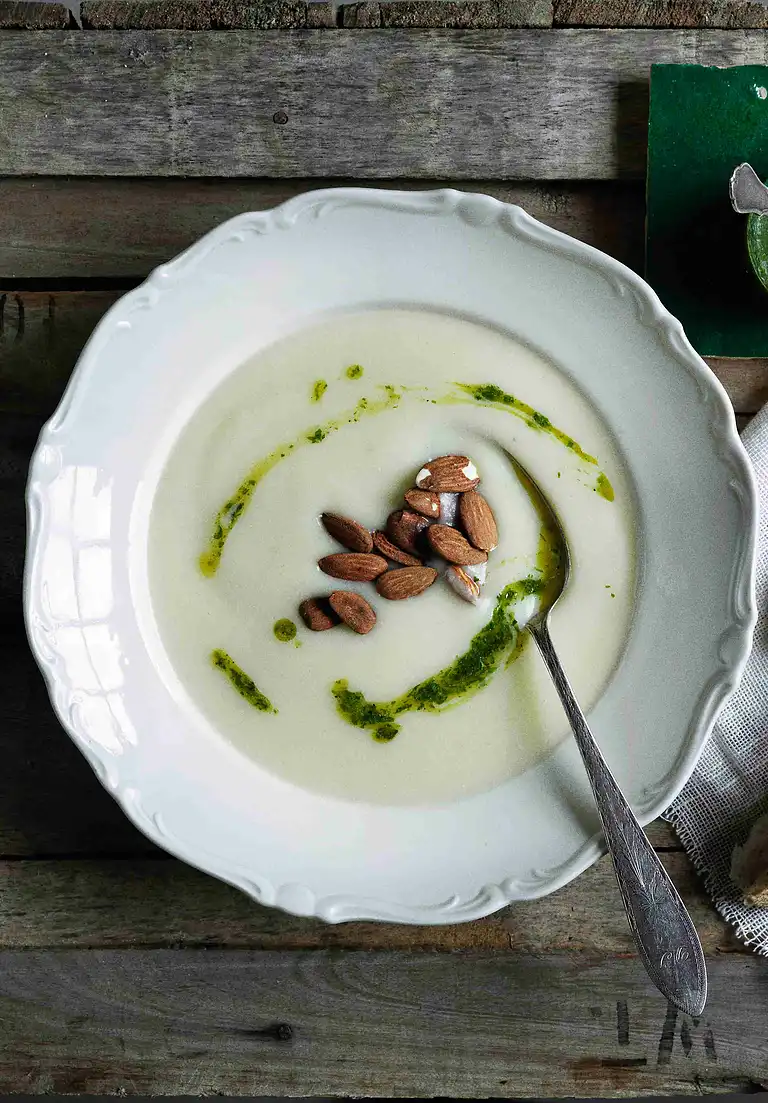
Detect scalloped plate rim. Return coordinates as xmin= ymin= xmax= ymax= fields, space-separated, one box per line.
xmin=23 ymin=186 xmax=759 ymax=924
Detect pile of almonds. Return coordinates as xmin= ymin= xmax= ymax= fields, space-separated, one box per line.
xmin=299 ymin=455 xmax=498 ymax=636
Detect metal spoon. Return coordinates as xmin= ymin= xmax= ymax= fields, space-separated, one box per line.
xmin=512 ymin=456 xmax=707 ymax=1017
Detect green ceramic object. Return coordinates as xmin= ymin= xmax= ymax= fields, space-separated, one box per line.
xmin=647 ymin=63 xmax=768 ymax=356
xmin=746 ymin=211 xmax=768 ymax=294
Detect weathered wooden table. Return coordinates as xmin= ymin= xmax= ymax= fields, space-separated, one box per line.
xmin=3 ymin=1 xmax=768 ymax=1095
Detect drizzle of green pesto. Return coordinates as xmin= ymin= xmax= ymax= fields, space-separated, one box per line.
xmin=453 ymin=383 xmax=598 ymax=466
xmin=596 ymin=473 xmax=615 ymax=501
xmin=311 ymin=379 xmax=328 ymax=403
xmin=211 ymin=649 xmax=276 ymax=713
xmin=273 ymin=619 xmax=297 ymax=643
xmin=331 ymin=576 xmax=545 ymax=742
xmin=199 ymin=441 xmax=297 ymax=577
xmin=199 ymin=386 xmax=402 ymax=576
xmin=345 ymin=363 xmax=364 ymax=380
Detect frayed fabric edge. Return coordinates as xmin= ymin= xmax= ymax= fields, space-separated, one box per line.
xmin=664 ymin=802 xmax=768 ymax=956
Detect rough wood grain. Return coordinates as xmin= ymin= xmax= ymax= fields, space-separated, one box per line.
xmin=0 ymin=0 xmax=70 ymax=26
xmin=342 ymin=0 xmax=553 ymax=26
xmin=0 ymin=850 xmax=731 ymax=952
xmin=554 ymin=0 xmax=768 ymax=27
xmin=4 ymin=30 xmax=768 ymax=179
xmin=705 ymin=357 xmax=768 ymax=413
xmin=0 ymin=950 xmax=762 ymax=1095
xmin=0 ymin=178 xmax=645 ymax=279
xmin=81 ymin=0 xmax=336 ymax=28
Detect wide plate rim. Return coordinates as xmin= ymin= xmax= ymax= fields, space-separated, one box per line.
xmin=23 ymin=186 xmax=759 ymax=923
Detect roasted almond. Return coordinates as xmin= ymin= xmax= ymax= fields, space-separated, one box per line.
xmin=426 ymin=524 xmax=488 ymax=566
xmin=321 ymin=512 xmax=373 ymax=554
xmin=415 ymin=455 xmax=480 ymax=493
xmin=373 ymin=530 xmax=422 ymax=567
xmin=386 ymin=509 xmax=430 ymax=555
xmin=318 ymin=552 xmax=388 ymax=581
xmin=458 ymin=490 xmax=498 ymax=552
xmin=329 ymin=590 xmax=376 ymax=634
xmin=404 ymin=488 xmax=441 ymax=519
xmin=376 ymin=566 xmax=438 ymax=600
xmin=299 ymin=597 xmax=339 ymax=632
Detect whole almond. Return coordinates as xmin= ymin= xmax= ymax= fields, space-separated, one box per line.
xmin=329 ymin=590 xmax=376 ymax=634
xmin=299 ymin=597 xmax=339 ymax=632
xmin=386 ymin=509 xmax=430 ymax=555
xmin=459 ymin=490 xmax=498 ymax=552
xmin=415 ymin=455 xmax=480 ymax=493
xmin=321 ymin=512 xmax=373 ymax=554
xmin=318 ymin=552 xmax=388 ymax=581
xmin=373 ymin=530 xmax=422 ymax=567
xmin=404 ymin=488 xmax=441 ymax=519
xmin=427 ymin=524 xmax=488 ymax=566
xmin=376 ymin=566 xmax=438 ymax=600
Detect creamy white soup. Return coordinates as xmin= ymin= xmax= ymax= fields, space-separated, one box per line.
xmin=148 ymin=309 xmax=636 ymax=805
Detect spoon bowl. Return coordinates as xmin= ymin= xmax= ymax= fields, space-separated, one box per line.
xmin=507 ymin=454 xmax=571 ymax=626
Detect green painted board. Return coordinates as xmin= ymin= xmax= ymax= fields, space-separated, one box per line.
xmin=646 ymin=64 xmax=768 ymax=357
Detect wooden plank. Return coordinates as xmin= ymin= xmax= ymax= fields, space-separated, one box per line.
xmin=0 ymin=949 xmax=762 ymax=1095
xmin=0 ymin=850 xmax=730 ymax=952
xmin=0 ymin=412 xmax=689 ymax=860
xmin=81 ymin=0 xmax=553 ymax=28
xmin=81 ymin=0 xmax=336 ymax=29
xmin=0 ymin=411 xmax=162 ymax=858
xmin=3 ymin=30 xmax=768 ymax=180
xmin=341 ymin=0 xmax=553 ymax=26
xmin=704 ymin=357 xmax=768 ymax=413
xmin=0 ymin=291 xmax=116 ymax=416
xmin=0 ymin=0 xmax=70 ymax=26
xmin=554 ymin=0 xmax=768 ymax=27
xmin=0 ymin=178 xmax=645 ymax=279
xmin=2 ymin=291 xmax=764 ymax=418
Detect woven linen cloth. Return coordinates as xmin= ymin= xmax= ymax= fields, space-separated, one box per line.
xmin=663 ymin=403 xmax=768 ymax=951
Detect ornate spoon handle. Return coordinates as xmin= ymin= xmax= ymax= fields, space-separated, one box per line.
xmin=529 ymin=620 xmax=707 ymax=1017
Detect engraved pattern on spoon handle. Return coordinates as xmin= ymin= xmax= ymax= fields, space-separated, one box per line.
xmin=529 ymin=620 xmax=707 ymax=1017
